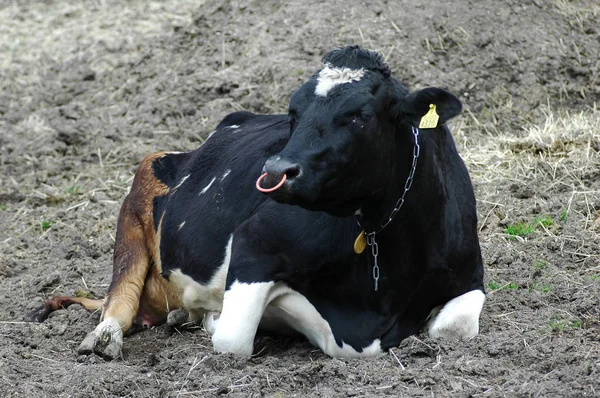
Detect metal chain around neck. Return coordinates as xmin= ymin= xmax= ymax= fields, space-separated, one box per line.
xmin=358 ymin=126 xmax=421 ymax=291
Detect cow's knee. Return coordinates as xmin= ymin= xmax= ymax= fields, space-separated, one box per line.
xmin=78 ymin=317 xmax=123 ymax=360
xmin=427 ymin=290 xmax=485 ymax=340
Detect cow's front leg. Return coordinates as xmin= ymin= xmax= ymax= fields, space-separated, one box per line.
xmin=209 ymin=280 xmax=275 ymax=357
xmin=427 ymin=289 xmax=486 ymax=339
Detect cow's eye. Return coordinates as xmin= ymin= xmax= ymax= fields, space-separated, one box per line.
xmin=357 ymin=111 xmax=373 ymax=122
xmin=350 ymin=112 xmax=373 ymax=125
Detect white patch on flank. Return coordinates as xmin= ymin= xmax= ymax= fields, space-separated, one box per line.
xmin=177 ymin=221 xmax=186 ymax=232
xmin=427 ymin=289 xmax=486 ymax=340
xmin=211 ymin=280 xmax=383 ymax=358
xmin=173 ymin=174 xmax=190 ymax=190
xmin=220 ymin=169 xmax=231 ymax=182
xmin=199 ymin=176 xmax=216 ymax=195
xmin=170 ymin=235 xmax=232 ymax=322
xmin=224 ymin=124 xmax=240 ymax=129
xmin=315 ymin=64 xmax=366 ymax=97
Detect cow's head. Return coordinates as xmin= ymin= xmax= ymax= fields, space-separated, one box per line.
xmin=259 ymin=46 xmax=462 ymax=216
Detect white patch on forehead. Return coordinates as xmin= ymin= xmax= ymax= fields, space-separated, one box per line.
xmin=199 ymin=177 xmax=216 ymax=195
xmin=315 ymin=65 xmax=366 ymax=97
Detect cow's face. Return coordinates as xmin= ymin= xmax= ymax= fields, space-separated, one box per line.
xmin=260 ymin=46 xmax=462 ymax=216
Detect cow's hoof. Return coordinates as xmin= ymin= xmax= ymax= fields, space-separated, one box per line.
xmin=202 ymin=311 xmax=220 ymax=335
xmin=167 ymin=309 xmax=189 ymax=327
xmin=428 ymin=290 xmax=485 ymax=340
xmin=77 ymin=318 xmax=123 ymax=360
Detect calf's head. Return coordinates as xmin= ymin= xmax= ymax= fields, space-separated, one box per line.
xmin=260 ymin=46 xmax=462 ymax=216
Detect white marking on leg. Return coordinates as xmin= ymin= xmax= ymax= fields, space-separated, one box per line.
xmin=96 ymin=317 xmax=123 ymax=342
xmin=199 ymin=177 xmax=216 ymax=195
xmin=265 ymin=285 xmax=383 ymax=358
xmin=220 ymin=169 xmax=231 ymax=182
xmin=428 ymin=290 xmax=486 ymax=340
xmin=315 ymin=65 xmax=365 ymax=97
xmin=177 ymin=221 xmax=186 ymax=232
xmin=173 ymin=174 xmax=190 ymax=190
xmin=78 ymin=316 xmax=123 ymax=358
xmin=212 ymin=281 xmax=276 ymax=357
xmin=169 ymin=235 xmax=232 ymax=321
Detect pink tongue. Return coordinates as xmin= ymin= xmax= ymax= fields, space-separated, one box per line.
xmin=256 ymin=173 xmax=287 ymax=192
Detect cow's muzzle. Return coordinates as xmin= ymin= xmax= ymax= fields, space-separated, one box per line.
xmin=256 ymin=156 xmax=301 ymax=193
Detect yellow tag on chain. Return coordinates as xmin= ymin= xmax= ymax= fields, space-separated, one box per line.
xmin=418 ymin=104 xmax=439 ymax=129
xmin=354 ymin=229 xmax=367 ymax=254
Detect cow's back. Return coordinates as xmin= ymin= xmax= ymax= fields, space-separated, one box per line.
xmin=152 ymin=113 xmax=291 ymax=282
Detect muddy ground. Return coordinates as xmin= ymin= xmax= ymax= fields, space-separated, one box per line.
xmin=1 ymin=0 xmax=599 ymax=396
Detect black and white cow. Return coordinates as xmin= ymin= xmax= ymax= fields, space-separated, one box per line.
xmin=33 ymin=46 xmax=485 ymax=359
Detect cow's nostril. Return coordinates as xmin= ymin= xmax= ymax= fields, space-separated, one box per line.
xmin=258 ymin=158 xmax=302 ymax=193
xmin=285 ymin=164 xmax=301 ymax=180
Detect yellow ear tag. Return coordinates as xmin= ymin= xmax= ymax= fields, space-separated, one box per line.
xmin=354 ymin=229 xmax=367 ymax=254
xmin=419 ymin=104 xmax=439 ymax=129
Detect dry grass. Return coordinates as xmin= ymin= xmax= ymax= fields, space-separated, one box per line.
xmin=462 ymin=103 xmax=599 ymax=182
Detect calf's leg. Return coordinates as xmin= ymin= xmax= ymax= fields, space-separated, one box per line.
xmin=78 ymin=199 xmax=151 ymax=359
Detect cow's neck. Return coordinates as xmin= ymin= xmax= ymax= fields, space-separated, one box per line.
xmin=355 ymin=126 xmax=422 ymax=291
xmin=357 ymin=126 xmax=420 ymax=236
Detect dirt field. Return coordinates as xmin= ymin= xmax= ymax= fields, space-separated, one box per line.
xmin=1 ymin=0 xmax=599 ymax=396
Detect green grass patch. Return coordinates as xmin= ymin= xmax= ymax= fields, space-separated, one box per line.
xmin=67 ymin=185 xmax=82 ymax=194
xmin=487 ymin=281 xmax=519 ymax=291
xmin=590 ymin=274 xmax=600 ymax=282
xmin=41 ymin=220 xmax=55 ymax=231
xmin=534 ymin=215 xmax=554 ymax=228
xmin=529 ymin=283 xmax=551 ymax=293
xmin=532 ymin=259 xmax=548 ymax=270
xmin=559 ymin=208 xmax=567 ymax=222
xmin=505 ymin=215 xmax=554 ymax=240
xmin=0 ymin=205 xmax=6 ymax=211
xmin=539 ymin=285 xmax=551 ymax=293
xmin=505 ymin=222 xmax=535 ymax=239
xmin=548 ymin=318 xmax=581 ymax=332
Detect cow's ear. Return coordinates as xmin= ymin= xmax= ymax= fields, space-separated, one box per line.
xmin=398 ymin=88 xmax=462 ymax=129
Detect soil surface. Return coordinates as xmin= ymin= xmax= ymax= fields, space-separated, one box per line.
xmin=1 ymin=0 xmax=599 ymax=397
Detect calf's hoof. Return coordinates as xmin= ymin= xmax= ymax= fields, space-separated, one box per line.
xmin=78 ymin=318 xmax=123 ymax=360
xmin=167 ymin=308 xmax=189 ymax=327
